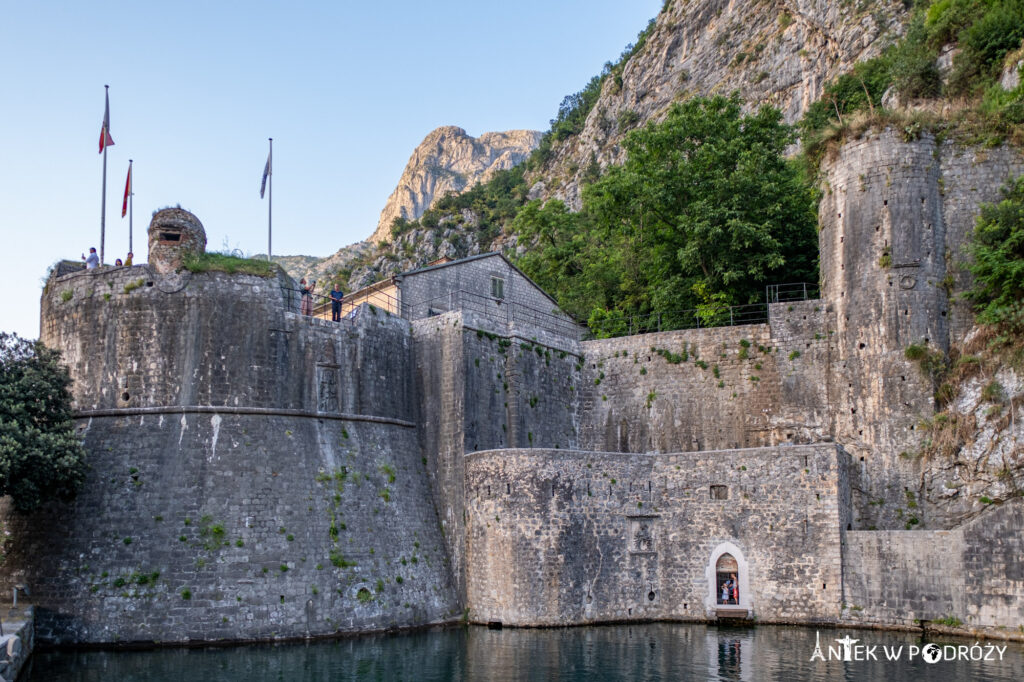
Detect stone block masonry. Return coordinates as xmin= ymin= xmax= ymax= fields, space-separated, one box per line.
xmin=465 ymin=444 xmax=849 ymax=626
xmin=577 ymin=300 xmax=832 ymax=455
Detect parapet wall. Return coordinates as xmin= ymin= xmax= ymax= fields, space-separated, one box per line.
xmin=464 ymin=444 xmax=850 ymax=626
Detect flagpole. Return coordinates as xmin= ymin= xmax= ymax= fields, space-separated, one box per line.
xmin=128 ymin=159 xmax=134 ymax=254
xmin=268 ymin=137 xmax=273 ymax=262
xmin=101 ymin=86 xmax=109 ymax=267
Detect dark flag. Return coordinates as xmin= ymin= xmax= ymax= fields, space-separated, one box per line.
xmin=260 ymin=150 xmax=272 ymax=198
xmin=99 ymin=89 xmax=114 ymax=153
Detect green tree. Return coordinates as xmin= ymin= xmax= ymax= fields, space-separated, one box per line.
xmin=965 ymin=175 xmax=1024 ymax=331
xmin=0 ymin=333 xmax=87 ymax=512
xmin=516 ymin=95 xmax=819 ymax=334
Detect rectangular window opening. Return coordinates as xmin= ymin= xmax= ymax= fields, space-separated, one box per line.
xmin=491 ymin=276 xmax=505 ymax=300
xmin=710 ymin=485 xmax=728 ymax=500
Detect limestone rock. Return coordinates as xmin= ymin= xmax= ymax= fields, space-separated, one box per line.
xmin=371 ymin=126 xmax=542 ymax=244
xmin=532 ymin=0 xmax=911 ymax=210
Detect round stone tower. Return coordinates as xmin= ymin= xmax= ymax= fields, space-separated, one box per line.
xmin=147 ymin=207 xmax=207 ymax=274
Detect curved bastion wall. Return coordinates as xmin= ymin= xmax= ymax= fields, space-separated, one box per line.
xmin=0 ymin=266 xmax=458 ymax=644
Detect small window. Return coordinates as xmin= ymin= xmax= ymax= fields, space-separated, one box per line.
xmin=710 ymin=485 xmax=728 ymax=500
xmin=491 ymin=276 xmax=505 ymax=300
xmin=159 ymin=231 xmax=181 ymax=242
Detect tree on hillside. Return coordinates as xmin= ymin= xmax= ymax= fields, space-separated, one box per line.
xmin=514 ymin=94 xmax=819 ymax=333
xmin=0 ymin=332 xmax=86 ymax=512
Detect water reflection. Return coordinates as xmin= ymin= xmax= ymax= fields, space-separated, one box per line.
xmin=26 ymin=623 xmax=1024 ymax=681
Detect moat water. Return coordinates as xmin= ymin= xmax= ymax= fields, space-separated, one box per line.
xmin=24 ymin=623 xmax=1024 ymax=681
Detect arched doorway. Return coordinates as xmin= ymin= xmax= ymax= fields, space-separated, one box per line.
xmin=715 ymin=553 xmax=739 ymax=605
xmin=705 ymin=542 xmax=751 ymax=615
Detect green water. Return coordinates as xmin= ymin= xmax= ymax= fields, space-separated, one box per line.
xmin=24 ymin=623 xmax=1024 ymax=681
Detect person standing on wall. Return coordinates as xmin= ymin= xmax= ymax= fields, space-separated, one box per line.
xmin=82 ymin=247 xmax=99 ymax=269
xmin=329 ymin=283 xmax=343 ymax=322
xmin=300 ymin=278 xmax=315 ymax=316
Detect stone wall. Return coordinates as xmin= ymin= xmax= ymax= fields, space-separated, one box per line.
xmin=0 ymin=267 xmax=457 ymax=644
xmin=465 ymin=444 xmax=849 ymax=626
xmin=576 ymin=301 xmax=831 ymax=454
xmin=818 ymin=130 xmax=1024 ymax=529
xmin=412 ymin=310 xmax=582 ymax=603
xmin=842 ymin=499 xmax=1024 ymax=629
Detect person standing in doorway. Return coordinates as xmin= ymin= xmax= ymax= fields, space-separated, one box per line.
xmin=730 ymin=573 xmax=739 ymax=604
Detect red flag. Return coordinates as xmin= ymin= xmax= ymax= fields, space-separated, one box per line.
xmin=121 ymin=163 xmax=132 ymax=218
xmin=99 ymin=88 xmax=114 ymax=153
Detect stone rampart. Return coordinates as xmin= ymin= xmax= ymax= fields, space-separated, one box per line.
xmin=819 ymin=130 xmax=1024 ymax=529
xmin=464 ymin=444 xmax=850 ymax=626
xmin=0 ymin=267 xmax=457 ymax=644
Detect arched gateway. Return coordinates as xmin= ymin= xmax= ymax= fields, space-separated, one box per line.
xmin=705 ymin=542 xmax=751 ymax=616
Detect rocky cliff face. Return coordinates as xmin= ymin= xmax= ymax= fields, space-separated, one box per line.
xmin=371 ymin=127 xmax=542 ymax=244
xmin=532 ymin=0 xmax=910 ymax=209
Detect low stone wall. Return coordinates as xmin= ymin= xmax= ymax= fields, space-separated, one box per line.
xmin=464 ymin=444 xmax=850 ymax=626
xmin=842 ymin=498 xmax=1024 ymax=628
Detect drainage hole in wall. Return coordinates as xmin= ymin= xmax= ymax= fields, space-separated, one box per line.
xmin=121 ymin=392 xmax=130 ymax=401
xmin=648 ymin=591 xmax=656 ymax=602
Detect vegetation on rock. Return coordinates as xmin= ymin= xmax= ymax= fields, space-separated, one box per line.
xmin=0 ymin=332 xmax=87 ymax=512
xmin=966 ymin=174 xmax=1024 ymax=336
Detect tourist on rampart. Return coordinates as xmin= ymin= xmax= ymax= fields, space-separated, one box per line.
xmin=115 ymin=258 xmax=123 ymax=266
xmin=300 ymin=279 xmax=315 ymax=316
xmin=82 ymin=247 xmax=99 ymax=269
xmin=330 ymin=285 xmax=343 ymax=322
xmin=125 ymin=252 xmax=133 ymax=266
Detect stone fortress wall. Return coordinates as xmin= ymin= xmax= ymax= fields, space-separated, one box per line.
xmin=1 ymin=130 xmax=1023 ymax=644
xmin=1 ymin=265 xmax=459 ymax=644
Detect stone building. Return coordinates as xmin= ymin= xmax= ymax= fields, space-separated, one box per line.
xmin=314 ymin=253 xmax=578 ymax=339
xmin=1 ymin=131 xmax=1022 ymax=645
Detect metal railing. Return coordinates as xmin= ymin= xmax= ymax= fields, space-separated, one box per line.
xmin=588 ymin=282 xmax=820 ymax=339
xmin=766 ymin=282 xmax=820 ymax=303
xmin=404 ymin=289 xmax=582 ymax=340
xmin=589 ymin=303 xmax=770 ymax=339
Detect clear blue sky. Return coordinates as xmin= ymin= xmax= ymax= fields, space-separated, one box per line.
xmin=0 ymin=0 xmax=662 ymax=339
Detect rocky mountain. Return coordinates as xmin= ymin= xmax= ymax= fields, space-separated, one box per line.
xmin=529 ymin=0 xmax=910 ymax=209
xmin=370 ymin=126 xmax=542 ymax=244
